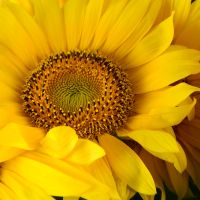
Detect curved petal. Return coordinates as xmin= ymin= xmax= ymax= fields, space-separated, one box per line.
xmin=135 ymin=83 xmax=200 ymax=114
xmin=99 ymin=134 xmax=156 ymax=195
xmin=64 ymin=0 xmax=88 ymax=50
xmin=66 ymin=139 xmax=105 ymax=165
xmin=39 ymin=126 xmax=78 ymax=159
xmin=86 ymin=158 xmax=121 ymax=200
xmin=114 ymin=0 xmax=162 ymax=61
xmin=1 ymin=169 xmax=54 ymax=200
xmin=118 ymin=129 xmax=179 ymax=153
xmin=31 ymin=0 xmax=66 ymax=51
xmin=79 ymin=0 xmax=104 ymax=50
xmin=0 ymin=123 xmax=44 ymax=150
xmin=150 ymin=142 xmax=187 ymax=173
xmin=91 ymin=0 xmax=129 ymax=50
xmin=166 ymin=163 xmax=188 ymax=198
xmin=0 ymin=6 xmax=40 ymax=66
xmin=0 ymin=103 xmax=29 ymax=128
xmin=129 ymin=46 xmax=200 ymax=94
xmin=176 ymin=17 xmax=200 ymax=50
xmin=0 ymin=183 xmax=15 ymax=200
xmin=7 ymin=2 xmax=50 ymax=59
xmin=126 ymin=99 xmax=196 ymax=129
xmin=102 ymin=0 xmax=150 ymax=53
xmin=0 ymin=146 xmax=25 ymax=163
xmin=125 ymin=13 xmax=174 ymax=67
xmin=4 ymin=152 xmax=109 ymax=198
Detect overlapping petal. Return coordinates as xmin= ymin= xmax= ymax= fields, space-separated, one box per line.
xmin=99 ymin=134 xmax=156 ymax=195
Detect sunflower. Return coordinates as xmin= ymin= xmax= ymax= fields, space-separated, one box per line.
xmin=135 ymin=0 xmax=200 ymax=199
xmin=0 ymin=0 xmax=200 ymax=199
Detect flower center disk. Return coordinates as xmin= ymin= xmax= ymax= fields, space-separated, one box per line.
xmin=22 ymin=51 xmax=134 ymax=139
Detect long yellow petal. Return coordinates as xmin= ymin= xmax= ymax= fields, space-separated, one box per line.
xmin=1 ymin=169 xmax=54 ymax=200
xmin=175 ymin=1 xmax=200 ymax=50
xmin=127 ymin=99 xmax=196 ymax=129
xmin=64 ymin=0 xmax=88 ymax=50
xmin=39 ymin=126 xmax=78 ymax=159
xmin=31 ymin=0 xmax=66 ymax=51
xmin=125 ymin=13 xmax=174 ymax=67
xmin=0 ymin=183 xmax=15 ymax=200
xmin=102 ymin=0 xmax=150 ymax=53
xmin=149 ymin=142 xmax=187 ymax=173
xmin=4 ymin=152 xmax=109 ymax=197
xmin=79 ymin=0 xmax=104 ymax=50
xmin=0 ymin=123 xmax=44 ymax=150
xmin=176 ymin=22 xmax=200 ymax=50
xmin=0 ymin=146 xmax=24 ymax=163
xmin=7 ymin=2 xmax=50 ymax=58
xmin=66 ymin=139 xmax=105 ymax=165
xmin=0 ymin=6 xmax=39 ymax=66
xmin=114 ymin=0 xmax=162 ymax=61
xmin=0 ymin=103 xmax=29 ymax=128
xmin=135 ymin=83 xmax=200 ymax=114
xmin=129 ymin=47 xmax=200 ymax=93
xmin=0 ymin=45 xmax=27 ymax=82
xmin=157 ymin=0 xmax=191 ymax=38
xmin=85 ymin=158 xmax=121 ymax=200
xmin=99 ymin=134 xmax=156 ymax=195
xmin=166 ymin=163 xmax=188 ymax=198
xmin=91 ymin=0 xmax=129 ymax=50
xmin=118 ymin=129 xmax=179 ymax=153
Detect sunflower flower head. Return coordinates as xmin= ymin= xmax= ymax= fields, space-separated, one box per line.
xmin=21 ymin=50 xmax=134 ymax=139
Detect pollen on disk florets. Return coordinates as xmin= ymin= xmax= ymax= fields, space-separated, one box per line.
xmin=22 ymin=50 xmax=134 ymax=139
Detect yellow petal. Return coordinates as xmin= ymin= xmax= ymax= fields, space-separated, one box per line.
xmin=102 ymin=0 xmax=150 ymax=53
xmin=32 ymin=0 xmax=66 ymax=51
xmin=125 ymin=13 xmax=174 ymax=67
xmin=0 ymin=6 xmax=39 ymax=66
xmin=91 ymin=0 xmax=129 ymax=50
xmin=0 ymin=81 xmax=17 ymax=103
xmin=171 ymin=0 xmax=191 ymax=37
xmin=150 ymin=142 xmax=187 ymax=173
xmin=157 ymin=0 xmax=191 ymax=38
xmin=0 ymin=183 xmax=15 ymax=200
xmin=79 ymin=0 xmax=104 ymax=50
xmin=115 ymin=178 xmax=135 ymax=200
xmin=118 ymin=129 xmax=179 ymax=153
xmin=127 ymin=99 xmax=196 ymax=129
xmin=0 ymin=123 xmax=44 ymax=150
xmin=166 ymin=163 xmax=188 ymax=198
xmin=0 ymin=146 xmax=25 ymax=163
xmin=66 ymin=139 xmax=105 ymax=165
xmin=99 ymin=134 xmax=156 ymax=195
xmin=0 ymin=45 xmax=27 ymax=83
xmin=0 ymin=103 xmax=29 ymax=128
xmin=39 ymin=126 xmax=78 ymax=159
xmin=4 ymin=152 xmax=109 ymax=197
xmin=7 ymin=2 xmax=50 ymax=58
xmin=178 ymin=24 xmax=200 ymax=51
xmin=1 ymin=169 xmax=54 ymax=200
xmin=64 ymin=0 xmax=87 ymax=50
xmin=176 ymin=1 xmax=200 ymax=50
xmin=130 ymin=46 xmax=200 ymax=94
xmin=86 ymin=158 xmax=120 ymax=200
xmin=135 ymin=83 xmax=200 ymax=114
xmin=114 ymin=0 xmax=162 ymax=60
